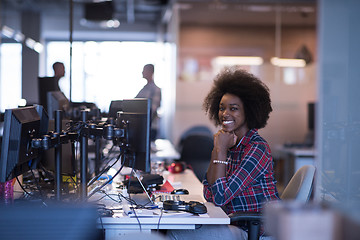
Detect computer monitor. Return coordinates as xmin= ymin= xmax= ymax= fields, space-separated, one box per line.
xmin=308 ymin=102 xmax=315 ymax=132
xmin=47 ymin=91 xmax=70 ymax=120
xmin=0 ymin=106 xmax=42 ymax=182
xmin=109 ymin=98 xmax=153 ymax=119
xmin=108 ymin=100 xmax=123 ymax=119
xmin=304 ymin=102 xmax=316 ymax=146
xmin=115 ymin=99 xmax=151 ymax=173
xmin=38 ymin=77 xmax=60 ymax=111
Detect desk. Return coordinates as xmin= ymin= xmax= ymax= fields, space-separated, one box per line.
xmin=97 ymin=170 xmax=229 ymax=240
xmin=151 ymin=139 xmax=180 ymax=163
xmin=275 ymin=146 xmax=316 ymax=185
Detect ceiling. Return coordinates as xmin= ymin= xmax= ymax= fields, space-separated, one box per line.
xmin=1 ymin=0 xmax=317 ymax=27
xmin=178 ymin=1 xmax=317 ymax=27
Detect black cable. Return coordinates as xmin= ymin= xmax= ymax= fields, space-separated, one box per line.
xmin=16 ymin=175 xmax=32 ymax=197
xmin=15 ymin=175 xmax=48 ymax=206
xmin=87 ymin=151 xmax=122 ymax=187
xmin=86 ymin=153 xmax=126 ymax=199
xmin=157 ymin=207 xmax=164 ymax=231
xmin=130 ymin=204 xmax=142 ymax=232
xmin=101 ymin=191 xmax=122 ymax=204
xmin=30 ymin=169 xmax=45 ymax=200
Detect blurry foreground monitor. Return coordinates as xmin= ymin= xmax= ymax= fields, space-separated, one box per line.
xmin=0 ymin=203 xmax=99 ymax=240
xmin=0 ymin=106 xmax=48 ymax=182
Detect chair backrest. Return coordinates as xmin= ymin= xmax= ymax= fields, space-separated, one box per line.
xmin=179 ymin=134 xmax=213 ymax=181
xmin=178 ymin=125 xmax=213 ymax=149
xmin=280 ymin=165 xmax=316 ymax=203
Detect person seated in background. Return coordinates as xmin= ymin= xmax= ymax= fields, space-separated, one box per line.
xmin=167 ymin=68 xmax=279 ymax=240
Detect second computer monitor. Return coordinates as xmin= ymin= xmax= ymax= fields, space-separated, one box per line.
xmin=47 ymin=91 xmax=70 ymax=120
xmin=111 ymin=98 xmax=151 ymax=173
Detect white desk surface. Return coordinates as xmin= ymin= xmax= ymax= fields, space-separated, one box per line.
xmin=275 ymin=145 xmax=316 ymax=157
xmin=97 ymin=169 xmax=229 ymax=235
xmin=151 ymin=139 xmax=180 ymax=162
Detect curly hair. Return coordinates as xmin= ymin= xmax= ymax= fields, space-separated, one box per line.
xmin=203 ymin=68 xmax=272 ymax=129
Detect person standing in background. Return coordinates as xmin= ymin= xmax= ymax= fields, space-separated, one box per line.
xmin=52 ymin=61 xmax=65 ymax=89
xmin=136 ymin=64 xmax=162 ymax=141
xmin=38 ymin=62 xmax=66 ymax=110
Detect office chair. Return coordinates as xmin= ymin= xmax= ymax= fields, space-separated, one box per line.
xmin=228 ymin=165 xmax=316 ymax=240
xmin=178 ymin=125 xmax=213 ymax=150
xmin=178 ymin=134 xmax=214 ymax=181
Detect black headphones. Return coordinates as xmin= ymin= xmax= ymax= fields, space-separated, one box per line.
xmin=162 ymin=200 xmax=207 ymax=214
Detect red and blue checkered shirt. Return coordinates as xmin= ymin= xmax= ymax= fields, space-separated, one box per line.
xmin=203 ymin=129 xmax=279 ymax=214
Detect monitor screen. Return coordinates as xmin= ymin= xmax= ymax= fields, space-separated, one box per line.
xmin=38 ymin=77 xmax=60 ymax=111
xmin=308 ymin=102 xmax=315 ymax=132
xmin=47 ymin=91 xmax=70 ymax=120
xmin=0 ymin=106 xmax=42 ymax=182
xmin=115 ymin=99 xmax=151 ymax=173
xmin=108 ymin=100 xmax=123 ymax=119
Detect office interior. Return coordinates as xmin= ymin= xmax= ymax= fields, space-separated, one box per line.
xmin=0 ymin=0 xmax=359 ymax=239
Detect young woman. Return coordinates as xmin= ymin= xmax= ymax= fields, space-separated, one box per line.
xmin=202 ymin=68 xmax=279 ymax=213
xmin=167 ymin=68 xmax=279 ymax=240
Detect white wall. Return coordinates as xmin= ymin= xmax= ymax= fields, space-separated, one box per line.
xmin=173 ymin=24 xmax=317 ymax=152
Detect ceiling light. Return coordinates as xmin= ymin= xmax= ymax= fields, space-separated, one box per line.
xmin=13 ymin=32 xmax=25 ymax=42
xmin=270 ymin=57 xmax=306 ymax=68
xmin=80 ymin=19 xmax=120 ymax=29
xmin=25 ymin=38 xmax=44 ymax=53
xmin=1 ymin=26 xmax=15 ymax=38
xmin=213 ymin=56 xmax=264 ymax=66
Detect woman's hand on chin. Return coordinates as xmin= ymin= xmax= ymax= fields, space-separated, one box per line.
xmin=214 ymin=129 xmax=237 ymax=151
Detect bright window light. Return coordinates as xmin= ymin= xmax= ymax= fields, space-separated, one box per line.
xmin=0 ymin=43 xmax=22 ymax=111
xmin=46 ymin=41 xmax=169 ymax=113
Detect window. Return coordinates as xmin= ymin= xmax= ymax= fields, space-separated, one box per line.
xmin=0 ymin=43 xmax=22 ymax=112
xmin=46 ymin=41 xmax=169 ymax=113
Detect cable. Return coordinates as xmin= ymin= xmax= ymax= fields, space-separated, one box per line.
xmin=130 ymin=204 xmax=142 ymax=232
xmin=87 ymin=151 xmax=122 ymax=187
xmin=16 ymin=175 xmax=32 ymax=197
xmin=86 ymin=153 xmax=126 ymax=199
xmin=15 ymin=175 xmax=48 ymax=206
xmin=157 ymin=207 xmax=164 ymax=231
xmin=30 ymin=169 xmax=45 ymax=200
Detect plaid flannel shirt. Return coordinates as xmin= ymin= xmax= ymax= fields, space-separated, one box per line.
xmin=203 ymin=129 xmax=279 ymax=214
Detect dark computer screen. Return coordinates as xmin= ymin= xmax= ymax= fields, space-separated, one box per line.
xmin=47 ymin=91 xmax=70 ymax=120
xmin=308 ymin=102 xmax=315 ymax=132
xmin=114 ymin=99 xmax=151 ymax=173
xmin=108 ymin=100 xmax=123 ymax=119
xmin=0 ymin=106 xmax=42 ymax=182
xmin=38 ymin=77 xmax=60 ymax=111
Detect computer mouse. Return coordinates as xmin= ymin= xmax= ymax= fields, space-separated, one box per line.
xmin=171 ymin=188 xmax=189 ymax=195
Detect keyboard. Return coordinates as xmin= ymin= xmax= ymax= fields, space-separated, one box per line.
xmin=155 ymin=194 xmax=182 ymax=202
